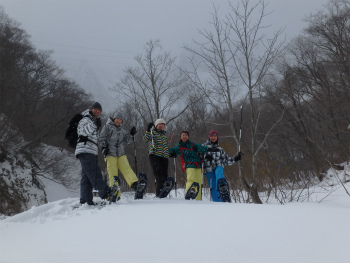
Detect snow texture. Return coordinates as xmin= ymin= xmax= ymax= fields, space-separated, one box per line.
xmin=1 ymin=182 xmax=349 ymax=263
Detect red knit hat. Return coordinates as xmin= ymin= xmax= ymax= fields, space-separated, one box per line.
xmin=208 ymin=130 xmax=218 ymax=139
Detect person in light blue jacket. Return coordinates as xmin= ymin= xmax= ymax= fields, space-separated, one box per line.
xmin=75 ymin=102 xmax=110 ymax=205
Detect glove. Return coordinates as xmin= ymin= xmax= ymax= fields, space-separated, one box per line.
xmin=205 ymin=154 xmax=213 ymax=161
xmin=147 ymin=122 xmax=154 ymax=132
xmin=234 ymin=152 xmax=242 ymax=162
xmin=169 ymin=152 xmax=177 ymax=158
xmin=130 ymin=126 xmax=137 ymax=136
xmin=101 ymin=147 xmax=109 ymax=157
xmin=94 ymin=118 xmax=101 ymax=128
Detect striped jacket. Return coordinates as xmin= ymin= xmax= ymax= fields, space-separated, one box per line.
xmin=75 ymin=109 xmax=99 ymax=156
xmin=143 ymin=129 xmax=169 ymax=158
xmin=202 ymin=140 xmax=236 ymax=173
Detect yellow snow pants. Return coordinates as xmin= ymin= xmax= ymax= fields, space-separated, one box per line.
xmin=185 ymin=168 xmax=202 ymax=200
xmin=105 ymin=155 xmax=138 ymax=198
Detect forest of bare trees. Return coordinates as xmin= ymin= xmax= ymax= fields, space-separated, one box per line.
xmin=1 ymin=0 xmax=349 ymax=212
xmin=0 ymin=6 xmax=93 ymax=213
xmin=114 ymin=0 xmax=350 ymax=203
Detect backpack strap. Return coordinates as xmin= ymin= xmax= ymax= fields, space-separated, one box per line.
xmin=78 ymin=135 xmax=97 ymax=145
xmin=76 ymin=114 xmax=98 ymax=145
xmin=179 ymin=143 xmax=202 ymax=171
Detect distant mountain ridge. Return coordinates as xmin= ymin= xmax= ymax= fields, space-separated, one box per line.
xmin=65 ymin=61 xmax=117 ymax=113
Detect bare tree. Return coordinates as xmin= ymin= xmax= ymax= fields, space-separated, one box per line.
xmin=266 ymin=0 xmax=350 ymax=183
xmin=114 ymin=40 xmax=194 ymax=125
xmin=184 ymin=0 xmax=286 ymax=203
xmin=0 ymin=8 xmax=94 ymax=214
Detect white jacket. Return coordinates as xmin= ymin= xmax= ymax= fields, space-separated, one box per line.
xmin=75 ymin=109 xmax=99 ymax=156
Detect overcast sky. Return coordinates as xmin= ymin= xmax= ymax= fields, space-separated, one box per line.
xmin=0 ymin=0 xmax=330 ymax=110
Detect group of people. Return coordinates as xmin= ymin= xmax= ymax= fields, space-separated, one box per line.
xmin=75 ymin=102 xmax=242 ymax=205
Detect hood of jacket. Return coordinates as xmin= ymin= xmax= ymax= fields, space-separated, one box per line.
xmin=106 ymin=117 xmax=124 ymax=129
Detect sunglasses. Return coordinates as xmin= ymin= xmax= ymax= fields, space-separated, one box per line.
xmin=209 ymin=133 xmax=218 ymax=136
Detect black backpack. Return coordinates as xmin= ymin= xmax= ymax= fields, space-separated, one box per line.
xmin=65 ymin=113 xmax=83 ymax=148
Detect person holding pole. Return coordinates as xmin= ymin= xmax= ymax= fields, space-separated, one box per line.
xmin=143 ymin=119 xmax=172 ymax=198
xmin=169 ymin=131 xmax=208 ymax=200
xmin=98 ymin=112 xmax=138 ymax=201
xmin=202 ymin=130 xmax=242 ymax=202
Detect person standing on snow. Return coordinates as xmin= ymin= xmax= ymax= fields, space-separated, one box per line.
xmin=75 ymin=102 xmax=111 ymax=205
xmin=143 ymin=119 xmax=170 ymax=197
xmin=98 ymin=112 xmax=138 ymax=201
xmin=169 ymin=131 xmax=209 ymax=200
xmin=202 ymin=130 xmax=242 ymax=202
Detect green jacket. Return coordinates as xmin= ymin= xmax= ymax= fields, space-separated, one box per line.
xmin=170 ymin=139 xmax=208 ymax=170
xmin=143 ymin=129 xmax=169 ymax=158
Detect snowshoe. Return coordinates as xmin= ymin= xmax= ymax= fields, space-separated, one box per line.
xmin=158 ymin=177 xmax=175 ymax=198
xmin=217 ymin=178 xmax=231 ymax=203
xmin=109 ymin=176 xmax=121 ymax=204
xmin=134 ymin=172 xmax=148 ymax=200
xmin=185 ymin=182 xmax=200 ymax=200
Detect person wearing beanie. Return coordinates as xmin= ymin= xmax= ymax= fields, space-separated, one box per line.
xmin=90 ymin=102 xmax=102 ymax=111
xmin=169 ymin=131 xmax=208 ymax=200
xmin=75 ymin=102 xmax=111 ymax=205
xmin=143 ymin=118 xmax=170 ymax=197
xmin=154 ymin=118 xmax=165 ymax=128
xmin=202 ymin=130 xmax=242 ymax=202
xmin=98 ymin=112 xmax=138 ymax=201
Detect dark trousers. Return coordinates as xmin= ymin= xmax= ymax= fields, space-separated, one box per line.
xmin=78 ymin=153 xmax=109 ymax=204
xmin=149 ymin=154 xmax=169 ymax=197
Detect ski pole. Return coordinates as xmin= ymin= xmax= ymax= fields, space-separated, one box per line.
xmin=201 ymin=161 xmax=204 ymax=200
xmin=169 ymin=134 xmax=176 ymax=198
xmin=210 ymin=172 xmax=212 ymax=202
xmin=239 ymin=106 xmax=243 ymax=152
xmin=133 ymin=135 xmax=138 ymax=175
xmin=174 ymin=157 xmax=177 ymax=198
xmin=150 ymin=127 xmax=156 ymax=191
xmin=150 ymin=127 xmax=155 ymax=149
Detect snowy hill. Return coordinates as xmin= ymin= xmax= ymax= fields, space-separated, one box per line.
xmin=65 ymin=61 xmax=117 ymax=113
xmin=0 ymin=120 xmax=80 ymax=215
xmin=1 ymin=181 xmax=349 ymax=263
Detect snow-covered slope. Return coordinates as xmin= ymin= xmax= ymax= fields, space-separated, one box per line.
xmin=65 ymin=61 xmax=116 ymax=112
xmin=1 ymin=183 xmax=349 ymax=263
xmin=0 ymin=131 xmax=80 ymax=215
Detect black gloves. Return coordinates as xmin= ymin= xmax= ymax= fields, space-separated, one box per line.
xmin=169 ymin=152 xmax=177 ymax=158
xmin=130 ymin=126 xmax=137 ymax=136
xmin=101 ymin=146 xmax=109 ymax=157
xmin=205 ymin=154 xmax=213 ymax=161
xmin=147 ymin=122 xmax=154 ymax=132
xmin=234 ymin=152 xmax=242 ymax=162
xmin=94 ymin=118 xmax=101 ymax=128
